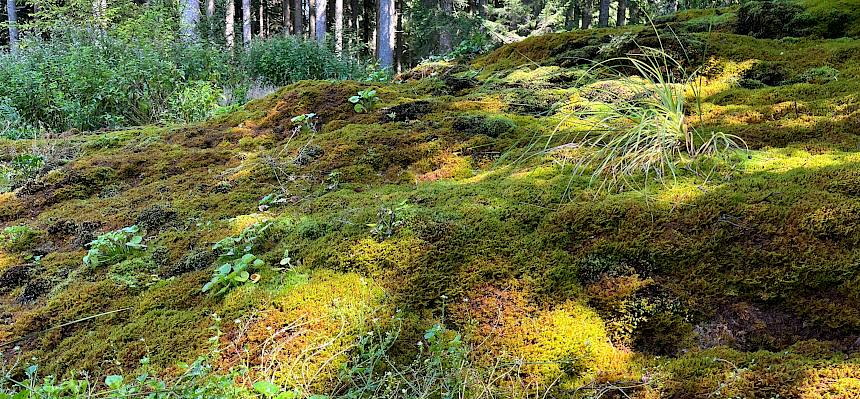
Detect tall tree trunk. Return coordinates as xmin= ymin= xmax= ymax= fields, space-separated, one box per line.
xmin=349 ymin=0 xmax=357 ymax=48
xmin=628 ymin=0 xmax=638 ymax=24
xmin=293 ymin=0 xmax=303 ymax=36
xmin=616 ymin=0 xmax=626 ymax=26
xmin=283 ymin=0 xmax=291 ymax=34
xmin=259 ymin=0 xmax=265 ymax=37
xmin=181 ymin=0 xmax=202 ymax=42
xmin=581 ymin=0 xmax=592 ymax=29
xmin=597 ymin=0 xmax=609 ymax=27
xmin=207 ymin=0 xmax=215 ymax=40
xmin=394 ymin=0 xmax=402 ymax=70
xmin=314 ymin=0 xmax=325 ymax=41
xmin=376 ymin=0 xmax=394 ymax=68
xmin=92 ymin=0 xmax=107 ymax=30
xmin=334 ymin=0 xmax=342 ymax=51
xmin=242 ymin=0 xmax=251 ymax=46
xmin=225 ymin=0 xmax=235 ymax=47
xmin=438 ymin=0 xmax=453 ymax=53
xmin=6 ymin=0 xmax=18 ymax=53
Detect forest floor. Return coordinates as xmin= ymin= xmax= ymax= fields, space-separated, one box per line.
xmin=2 ymin=1 xmax=860 ymax=398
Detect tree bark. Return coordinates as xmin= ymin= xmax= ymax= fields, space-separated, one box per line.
xmin=438 ymin=0 xmax=453 ymax=53
xmin=293 ymin=0 xmax=303 ymax=36
xmin=225 ymin=0 xmax=235 ymax=47
xmin=667 ymin=0 xmax=678 ymax=13
xmin=283 ymin=0 xmax=291 ymax=34
xmin=581 ymin=0 xmax=592 ymax=29
xmin=206 ymin=0 xmax=215 ymax=40
xmin=259 ymin=0 xmax=265 ymax=37
xmin=628 ymin=0 xmax=638 ymax=24
xmin=334 ymin=0 xmax=343 ymax=52
xmin=242 ymin=0 xmax=251 ymax=46
xmin=616 ymin=0 xmax=626 ymax=26
xmin=597 ymin=0 xmax=609 ymax=27
xmin=6 ymin=0 xmax=18 ymax=53
xmin=314 ymin=0 xmax=326 ymax=42
xmin=181 ymin=0 xmax=202 ymax=42
xmin=377 ymin=0 xmax=394 ymax=68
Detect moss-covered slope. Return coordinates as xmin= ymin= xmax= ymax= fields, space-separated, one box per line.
xmin=2 ymin=2 xmax=860 ymax=397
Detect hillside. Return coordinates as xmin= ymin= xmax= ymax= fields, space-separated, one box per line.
xmin=2 ymin=1 xmax=860 ymax=397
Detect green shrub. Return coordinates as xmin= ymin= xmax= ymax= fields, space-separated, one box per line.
xmin=348 ymin=88 xmax=381 ymax=113
xmin=795 ymin=66 xmax=840 ymax=84
xmin=0 ymin=225 xmax=43 ymax=252
xmin=165 ymin=80 xmax=224 ymax=123
xmin=83 ymin=225 xmax=146 ymax=268
xmin=242 ymin=36 xmax=368 ymax=86
xmin=0 ymin=154 xmax=45 ymax=193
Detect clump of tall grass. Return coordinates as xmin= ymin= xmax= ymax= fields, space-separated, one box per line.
xmin=535 ymin=38 xmax=746 ymax=193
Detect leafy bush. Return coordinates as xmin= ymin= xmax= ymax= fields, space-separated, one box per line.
xmin=242 ymin=36 xmax=368 ymax=86
xmin=0 ymin=154 xmax=44 ymax=193
xmin=165 ymin=80 xmax=224 ymax=123
xmin=795 ymin=66 xmax=839 ymax=84
xmin=0 ymin=225 xmax=43 ymax=252
xmin=0 ymin=98 xmax=38 ymax=139
xmin=83 ymin=225 xmax=146 ymax=268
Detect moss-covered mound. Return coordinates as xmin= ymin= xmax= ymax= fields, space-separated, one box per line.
xmin=3 ymin=1 xmax=860 ymax=397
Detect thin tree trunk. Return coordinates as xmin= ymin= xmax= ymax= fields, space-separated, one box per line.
xmin=628 ymin=0 xmax=638 ymax=24
xmin=314 ymin=0 xmax=326 ymax=41
xmin=226 ymin=0 xmax=235 ymax=47
xmin=376 ymin=0 xmax=394 ymax=68
xmin=667 ymin=0 xmax=677 ymax=13
xmin=438 ymin=0 xmax=453 ymax=53
xmin=597 ymin=0 xmax=609 ymax=27
xmin=6 ymin=0 xmax=18 ymax=53
xmin=242 ymin=0 xmax=251 ymax=46
xmin=349 ymin=0 xmax=357 ymax=48
xmin=259 ymin=0 xmax=265 ymax=37
xmin=394 ymin=0 xmax=402 ymax=70
xmin=581 ymin=0 xmax=592 ymax=29
xmin=616 ymin=0 xmax=626 ymax=26
xmin=207 ymin=0 xmax=215 ymax=40
xmin=181 ymin=0 xmax=202 ymax=42
xmin=283 ymin=0 xmax=291 ymax=34
xmin=92 ymin=0 xmax=107 ymax=30
xmin=362 ymin=0 xmax=372 ymax=56
xmin=334 ymin=0 xmax=342 ymax=51
xmin=293 ymin=0 xmax=303 ymax=36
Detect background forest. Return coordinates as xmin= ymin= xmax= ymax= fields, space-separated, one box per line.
xmin=0 ymin=0 xmax=746 ymax=133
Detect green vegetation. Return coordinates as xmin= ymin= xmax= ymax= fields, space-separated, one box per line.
xmin=348 ymin=89 xmax=381 ymax=114
xmin=3 ymin=1 xmax=860 ymax=398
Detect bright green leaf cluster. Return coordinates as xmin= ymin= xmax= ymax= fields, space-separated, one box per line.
xmin=348 ymin=89 xmax=380 ymax=113
xmin=83 ymin=225 xmax=146 ymax=268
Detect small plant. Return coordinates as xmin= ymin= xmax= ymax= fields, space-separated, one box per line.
xmin=83 ymin=225 xmax=146 ymax=268
xmin=290 ymin=113 xmax=317 ymax=134
xmin=348 ymin=89 xmax=380 ymax=113
xmin=796 ymin=66 xmax=839 ymax=84
xmin=202 ymin=253 xmax=263 ymax=295
xmin=212 ymin=221 xmax=272 ymax=260
xmin=0 ymin=225 xmax=43 ymax=252
xmin=367 ymin=200 xmax=410 ymax=239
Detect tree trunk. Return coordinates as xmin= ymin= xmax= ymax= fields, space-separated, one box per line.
xmin=314 ymin=0 xmax=326 ymax=42
xmin=362 ymin=0 xmax=372 ymax=56
xmin=628 ymin=0 xmax=638 ymax=24
xmin=349 ymin=0 xmax=357 ymax=48
xmin=242 ymin=0 xmax=251 ymax=46
xmin=92 ymin=0 xmax=107 ymax=30
xmin=438 ymin=0 xmax=453 ymax=53
xmin=334 ymin=0 xmax=343 ymax=52
xmin=181 ymin=0 xmax=202 ymax=42
xmin=6 ymin=0 xmax=18 ymax=53
xmin=597 ymin=0 xmax=609 ymax=27
xmin=258 ymin=0 xmax=265 ymax=37
xmin=667 ymin=0 xmax=678 ymax=13
xmin=376 ymin=0 xmax=394 ymax=68
xmin=616 ymin=0 xmax=626 ymax=26
xmin=293 ymin=0 xmax=303 ymax=36
xmin=206 ymin=0 xmax=215 ymax=40
xmin=581 ymin=0 xmax=592 ymax=29
xmin=283 ymin=0 xmax=291 ymax=34
xmin=225 ymin=0 xmax=235 ymax=47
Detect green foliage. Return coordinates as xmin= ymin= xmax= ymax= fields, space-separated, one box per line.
xmin=201 ymin=253 xmax=263 ymax=295
xmin=795 ymin=66 xmax=840 ymax=84
xmin=348 ymin=89 xmax=380 ymax=113
xmin=242 ymin=36 xmax=368 ymax=86
xmin=547 ymin=47 xmax=746 ymax=191
xmin=0 ymin=154 xmax=44 ymax=193
xmin=212 ymin=221 xmax=273 ymax=261
xmin=367 ymin=200 xmax=411 ymax=239
xmin=0 ymin=225 xmax=43 ymax=252
xmin=165 ymin=80 xmax=224 ymax=123
xmin=0 ymin=98 xmax=39 ymax=140
xmin=290 ymin=113 xmax=317 ymax=134
xmin=83 ymin=225 xmax=146 ymax=268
